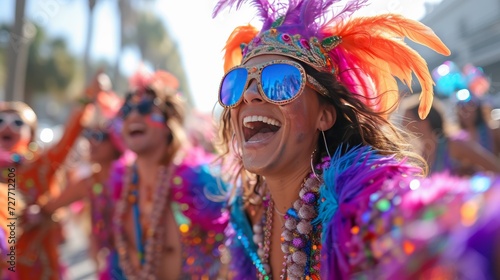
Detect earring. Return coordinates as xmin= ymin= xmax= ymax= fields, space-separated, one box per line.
xmin=231 ymin=134 xmax=242 ymax=160
xmin=321 ymin=130 xmax=332 ymax=159
xmin=310 ymin=149 xmax=321 ymax=182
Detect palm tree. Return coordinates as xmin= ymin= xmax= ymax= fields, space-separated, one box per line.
xmin=4 ymin=0 xmax=33 ymax=101
xmin=134 ymin=11 xmax=193 ymax=107
xmin=113 ymin=0 xmax=139 ymax=93
xmin=83 ymin=0 xmax=98 ymax=84
xmin=24 ymin=25 xmax=77 ymax=106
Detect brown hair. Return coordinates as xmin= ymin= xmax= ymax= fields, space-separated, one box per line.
xmin=126 ymin=84 xmax=188 ymax=165
xmin=216 ymin=60 xmax=426 ymax=205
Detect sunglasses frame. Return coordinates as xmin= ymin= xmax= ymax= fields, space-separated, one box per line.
xmin=119 ymin=98 xmax=156 ymax=119
xmin=218 ymin=59 xmax=329 ymax=109
xmin=83 ymin=129 xmax=109 ymax=142
xmin=0 ymin=113 xmax=25 ymax=132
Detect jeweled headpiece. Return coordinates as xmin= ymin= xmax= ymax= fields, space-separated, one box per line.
xmin=213 ymin=0 xmax=451 ymax=119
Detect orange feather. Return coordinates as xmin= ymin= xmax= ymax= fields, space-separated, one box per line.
xmin=223 ymin=25 xmax=259 ymax=72
xmin=326 ymin=14 xmax=450 ymax=119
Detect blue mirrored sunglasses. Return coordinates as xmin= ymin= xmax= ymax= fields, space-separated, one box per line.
xmin=218 ymin=60 xmax=328 ymax=108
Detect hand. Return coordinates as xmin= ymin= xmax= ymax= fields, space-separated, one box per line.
xmin=84 ymin=70 xmax=111 ymax=101
xmin=96 ymin=90 xmax=123 ymax=119
xmin=19 ymin=204 xmax=50 ymax=232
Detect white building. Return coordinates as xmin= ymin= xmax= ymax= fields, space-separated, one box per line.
xmin=414 ymin=0 xmax=500 ymax=93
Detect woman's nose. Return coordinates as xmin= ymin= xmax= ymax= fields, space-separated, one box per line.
xmin=242 ymin=80 xmax=264 ymax=105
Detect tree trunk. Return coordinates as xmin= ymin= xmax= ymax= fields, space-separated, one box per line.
xmin=83 ymin=0 xmax=98 ymax=84
xmin=4 ymin=0 xmax=33 ymax=101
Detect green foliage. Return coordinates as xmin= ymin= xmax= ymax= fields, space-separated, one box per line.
xmin=0 ymin=24 xmax=13 ymax=89
xmin=131 ymin=11 xmax=192 ymax=105
xmin=1 ymin=22 xmax=77 ymax=101
xmin=24 ymin=24 xmax=77 ymax=97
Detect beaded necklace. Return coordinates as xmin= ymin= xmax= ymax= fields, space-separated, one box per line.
xmin=254 ymin=174 xmax=322 ymax=280
xmin=114 ymin=163 xmax=174 ymax=279
xmin=89 ymin=172 xmax=113 ymax=251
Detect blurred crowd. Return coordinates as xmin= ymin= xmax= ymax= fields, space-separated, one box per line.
xmin=0 ymin=68 xmax=228 ymax=279
xmin=0 ymin=2 xmax=499 ymax=279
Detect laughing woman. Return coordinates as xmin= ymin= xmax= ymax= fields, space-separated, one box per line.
xmin=213 ymin=0 xmax=500 ymax=279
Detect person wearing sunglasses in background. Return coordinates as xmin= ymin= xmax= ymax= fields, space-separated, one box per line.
xmin=110 ymin=69 xmax=229 ymax=279
xmin=20 ymin=93 xmax=129 ymax=280
xmin=213 ymin=0 xmax=500 ymax=279
xmin=0 ymin=73 xmax=106 ymax=280
xmin=0 ymin=101 xmax=37 ymax=280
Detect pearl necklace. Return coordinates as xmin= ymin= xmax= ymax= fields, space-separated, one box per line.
xmin=114 ymin=164 xmax=174 ymax=279
xmin=254 ymin=174 xmax=322 ymax=280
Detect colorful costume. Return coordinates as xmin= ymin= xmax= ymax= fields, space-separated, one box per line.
xmin=209 ymin=0 xmax=500 ymax=277
xmin=227 ymin=145 xmax=500 ymax=279
xmin=88 ymin=163 xmax=119 ymax=280
xmin=111 ymin=146 xmax=229 ymax=279
xmin=2 ymin=107 xmax=86 ymax=280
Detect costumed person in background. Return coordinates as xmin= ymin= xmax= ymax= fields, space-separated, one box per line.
xmin=213 ymin=0 xmax=500 ymax=279
xmin=0 ymin=101 xmax=37 ymax=279
xmin=110 ymin=68 xmax=229 ymax=279
xmin=402 ymin=94 xmax=500 ymax=175
xmin=0 ymin=73 xmax=106 ymax=280
xmin=21 ymin=90 xmax=128 ymax=280
xmin=433 ymin=61 xmax=500 ymax=158
xmin=455 ymin=94 xmax=500 ymax=158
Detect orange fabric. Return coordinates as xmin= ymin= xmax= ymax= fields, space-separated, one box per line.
xmin=13 ymin=107 xmax=85 ymax=280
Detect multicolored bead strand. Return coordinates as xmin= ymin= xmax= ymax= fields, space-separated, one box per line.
xmin=280 ymin=175 xmax=321 ymax=279
xmin=251 ymin=175 xmax=322 ymax=279
xmin=114 ymin=164 xmax=174 ymax=279
xmin=256 ymin=198 xmax=273 ymax=279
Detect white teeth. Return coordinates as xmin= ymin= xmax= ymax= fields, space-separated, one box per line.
xmin=243 ymin=115 xmax=282 ymax=129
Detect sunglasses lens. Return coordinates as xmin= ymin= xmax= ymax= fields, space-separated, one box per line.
xmin=13 ymin=120 xmax=24 ymax=127
xmin=84 ymin=130 xmax=108 ymax=142
xmin=120 ymin=103 xmax=132 ymax=118
xmin=261 ymin=64 xmax=303 ymax=102
xmin=137 ymin=100 xmax=154 ymax=115
xmin=220 ymin=68 xmax=248 ymax=107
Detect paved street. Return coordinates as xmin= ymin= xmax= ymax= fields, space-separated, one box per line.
xmin=58 ymin=216 xmax=97 ymax=280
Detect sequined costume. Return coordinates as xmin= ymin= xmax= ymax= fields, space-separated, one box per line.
xmin=1 ymin=107 xmax=86 ymax=280
xmin=226 ymin=145 xmax=500 ymax=279
xmin=90 ymin=158 xmax=126 ymax=280
xmin=111 ymin=147 xmax=229 ymax=279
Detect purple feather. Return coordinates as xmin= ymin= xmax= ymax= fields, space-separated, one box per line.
xmin=316 ymin=145 xmax=421 ymax=278
xmin=213 ymin=0 xmax=370 ymax=39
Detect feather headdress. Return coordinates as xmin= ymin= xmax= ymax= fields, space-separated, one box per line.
xmin=213 ymin=0 xmax=451 ymax=119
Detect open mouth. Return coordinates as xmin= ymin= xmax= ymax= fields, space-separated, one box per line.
xmin=128 ymin=124 xmax=146 ymax=137
xmin=242 ymin=115 xmax=281 ymax=142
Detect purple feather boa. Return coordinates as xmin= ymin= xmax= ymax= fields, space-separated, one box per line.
xmin=319 ymin=146 xmax=500 ymax=279
xmin=317 ymin=145 xmax=421 ymax=278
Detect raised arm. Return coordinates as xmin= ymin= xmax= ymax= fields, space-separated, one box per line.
xmin=41 ymin=176 xmax=90 ymax=215
xmin=45 ymin=72 xmax=108 ymax=172
xmin=450 ymin=138 xmax=500 ymax=174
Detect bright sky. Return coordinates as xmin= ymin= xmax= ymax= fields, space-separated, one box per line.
xmin=1 ymin=0 xmax=442 ymax=113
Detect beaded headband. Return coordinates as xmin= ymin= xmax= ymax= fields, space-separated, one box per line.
xmin=241 ymin=17 xmax=341 ymax=73
xmin=214 ymin=0 xmax=451 ymax=119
